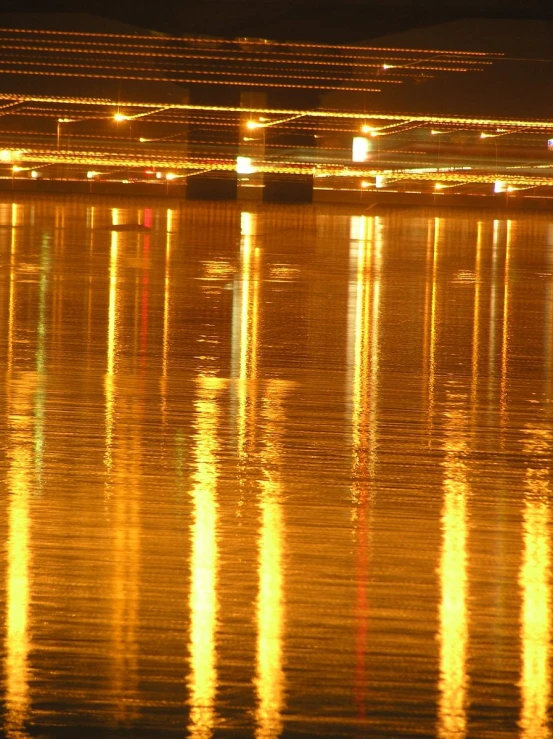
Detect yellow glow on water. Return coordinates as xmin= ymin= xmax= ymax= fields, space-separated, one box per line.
xmin=500 ymin=220 xmax=512 ymax=433
xmin=489 ymin=220 xmax=501 ymax=385
xmin=427 ymin=218 xmax=441 ymax=435
xmin=187 ymin=376 xmax=224 ymax=738
xmin=111 ymin=207 xmax=124 ymax=226
xmin=519 ymin=427 xmax=551 ymax=739
xmin=5 ymin=375 xmax=35 ymax=739
xmin=348 ymin=215 xmax=381 ymax=484
xmin=7 ymin=213 xmax=17 ymax=373
xmin=233 ymin=212 xmax=260 ymax=466
xmin=471 ymin=221 xmax=483 ymax=415
xmin=347 ymin=215 xmax=381 ymax=716
xmin=438 ymin=404 xmax=469 ymax=739
xmin=255 ymin=381 xmax=287 ymax=739
xmin=111 ymin=418 xmax=141 ymax=725
xmin=162 ymin=211 xmax=174 ymax=381
xmin=105 ymin=231 xmax=119 ymax=474
xmin=350 ymin=222 xmax=371 ymax=459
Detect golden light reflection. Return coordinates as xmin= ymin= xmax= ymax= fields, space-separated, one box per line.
xmin=105 ymin=230 xmax=119 ymax=475
xmin=470 ymin=221 xmax=483 ymax=416
xmin=546 ymin=227 xmax=553 ymax=399
xmin=187 ymin=376 xmax=225 ymax=738
xmin=232 ymin=211 xmax=260 ymax=473
xmin=519 ymin=426 xmax=551 ymax=739
xmin=161 ymin=208 xmax=175 ymax=421
xmin=34 ymin=233 xmax=50 ymax=490
xmin=7 ymin=203 xmax=21 ymax=373
xmin=427 ymin=218 xmax=441 ymax=437
xmin=347 ymin=214 xmax=382 ymax=717
xmin=438 ymin=399 xmax=469 ymax=738
xmin=110 ymin=399 xmax=141 ymax=726
xmin=255 ymin=380 xmax=288 ymax=739
xmin=500 ymin=220 xmax=512 ymax=436
xmin=488 ymin=220 xmax=501 ymax=388
xmin=5 ymin=373 xmax=36 ymax=739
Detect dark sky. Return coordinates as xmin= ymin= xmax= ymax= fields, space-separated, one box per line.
xmin=1 ymin=0 xmax=551 ymax=41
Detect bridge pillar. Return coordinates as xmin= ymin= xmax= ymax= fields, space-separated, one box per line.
xmin=185 ymin=85 xmax=239 ymax=201
xmin=263 ymin=173 xmax=313 ymax=203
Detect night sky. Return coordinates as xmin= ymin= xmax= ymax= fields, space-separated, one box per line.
xmin=0 ymin=0 xmax=551 ymax=41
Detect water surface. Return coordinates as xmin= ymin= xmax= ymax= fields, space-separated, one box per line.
xmin=1 ymin=198 xmax=552 ymax=737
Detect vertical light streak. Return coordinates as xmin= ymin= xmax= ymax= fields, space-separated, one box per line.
xmin=438 ymin=401 xmax=469 ymax=739
xmin=187 ymin=377 xmax=223 ymax=739
xmin=105 ymin=230 xmax=119 ymax=476
xmin=546 ymin=227 xmax=553 ymax=399
xmin=232 ymin=212 xmax=260 ymax=465
xmin=86 ymin=211 xmax=95 ymax=356
xmin=519 ymin=426 xmax=551 ymax=739
xmin=470 ymin=222 xmax=483 ymax=417
xmin=111 ymin=207 xmax=123 ymax=227
xmin=428 ymin=217 xmax=441 ymax=438
xmin=499 ymin=220 xmax=512 ymax=435
xmin=255 ymin=380 xmax=288 ymax=739
xmin=5 ymin=378 xmax=35 ymax=739
xmin=370 ymin=218 xmax=382 ymax=479
xmin=34 ymin=234 xmax=50 ymax=491
xmin=488 ymin=220 xmax=500 ymax=393
xmin=162 ymin=209 xmax=174 ymax=380
xmin=348 ymin=215 xmax=373 ymax=475
xmin=111 ymin=419 xmax=141 ymax=726
xmin=7 ymin=203 xmax=21 ymax=373
xmin=422 ymin=219 xmax=434 ymax=406
xmin=161 ymin=209 xmax=174 ymax=422
xmin=347 ymin=215 xmax=382 ymax=718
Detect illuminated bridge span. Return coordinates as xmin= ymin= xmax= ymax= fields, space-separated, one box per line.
xmin=0 ymin=29 xmax=552 ymax=202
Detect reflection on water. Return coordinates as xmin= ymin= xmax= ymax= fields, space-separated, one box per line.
xmin=5 ymin=374 xmax=34 ymax=739
xmin=187 ymin=376 xmax=224 ymax=738
xmin=348 ymin=215 xmax=381 ymax=719
xmin=255 ymin=380 xmax=287 ymax=739
xmin=519 ymin=426 xmax=551 ymax=739
xmin=438 ymin=397 xmax=469 ymax=738
xmin=1 ymin=197 xmax=553 ymax=736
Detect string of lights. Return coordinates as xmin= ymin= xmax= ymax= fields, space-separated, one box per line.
xmin=0 ymin=30 xmax=551 ymax=194
xmin=0 ymin=27 xmax=503 ymax=57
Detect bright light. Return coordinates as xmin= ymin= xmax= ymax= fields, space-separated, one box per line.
xmin=480 ymin=132 xmax=491 ymax=139
xmin=494 ymin=180 xmax=507 ymax=193
xmin=236 ymin=156 xmax=256 ymax=174
xmin=12 ymin=165 xmax=22 ymax=172
xmin=375 ymin=175 xmax=386 ymax=189
xmin=166 ymin=173 xmax=177 ymax=180
xmin=30 ymin=171 xmax=39 ymax=179
xmin=361 ymin=181 xmax=370 ymax=188
xmin=548 ymin=139 xmax=553 ymax=150
xmin=352 ymin=136 xmax=370 ymax=163
xmin=435 ymin=183 xmax=444 ymax=190
xmin=370 ymin=130 xmax=382 ymax=137
xmin=87 ymin=171 xmax=99 ymax=178
xmin=382 ymin=64 xmax=393 ymax=70
xmin=246 ymin=120 xmax=260 ymax=130
xmin=156 ymin=172 xmax=163 ymax=179
xmin=139 ymin=137 xmax=147 ymax=142
xmin=361 ymin=124 xmax=373 ymax=134
xmin=113 ymin=113 xmax=128 ymax=122
xmin=58 ymin=117 xmax=72 ymax=123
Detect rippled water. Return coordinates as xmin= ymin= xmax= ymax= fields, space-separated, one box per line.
xmin=1 ymin=197 xmax=552 ymax=737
